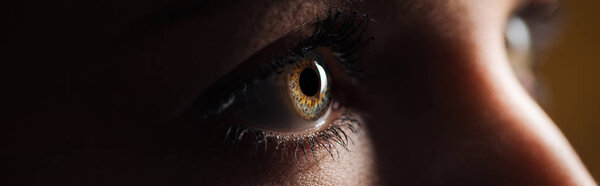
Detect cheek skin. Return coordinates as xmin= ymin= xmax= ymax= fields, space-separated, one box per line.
xmin=5 ymin=0 xmax=595 ymax=185
xmin=292 ymin=126 xmax=376 ymax=186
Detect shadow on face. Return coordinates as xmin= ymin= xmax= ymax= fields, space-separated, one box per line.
xmin=2 ymin=0 xmax=595 ymax=185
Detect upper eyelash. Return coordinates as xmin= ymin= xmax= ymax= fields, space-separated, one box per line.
xmin=262 ymin=10 xmax=373 ymax=78
xmin=304 ymin=10 xmax=373 ymax=76
xmin=190 ymin=10 xmax=373 ymax=120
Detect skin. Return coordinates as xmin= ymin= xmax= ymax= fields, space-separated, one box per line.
xmin=2 ymin=0 xmax=596 ymax=185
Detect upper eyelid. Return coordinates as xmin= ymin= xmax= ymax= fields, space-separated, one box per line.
xmin=186 ymin=31 xmax=309 ymax=120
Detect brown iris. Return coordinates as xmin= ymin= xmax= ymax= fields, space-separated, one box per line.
xmin=286 ymin=57 xmax=332 ymax=120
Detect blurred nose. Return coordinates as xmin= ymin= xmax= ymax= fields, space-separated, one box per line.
xmin=459 ymin=2 xmax=595 ymax=185
xmin=365 ymin=1 xmax=595 ymax=185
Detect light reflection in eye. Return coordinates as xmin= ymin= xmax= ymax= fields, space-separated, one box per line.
xmin=316 ymin=62 xmax=328 ymax=93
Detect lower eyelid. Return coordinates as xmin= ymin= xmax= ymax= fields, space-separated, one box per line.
xmin=217 ymin=108 xmax=363 ymax=160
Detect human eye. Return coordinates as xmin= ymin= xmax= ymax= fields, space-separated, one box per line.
xmin=188 ymin=10 xmax=372 ymax=159
xmin=504 ymin=0 xmax=560 ymax=100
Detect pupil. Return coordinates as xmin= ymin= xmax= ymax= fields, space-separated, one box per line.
xmin=299 ymin=68 xmax=320 ymax=96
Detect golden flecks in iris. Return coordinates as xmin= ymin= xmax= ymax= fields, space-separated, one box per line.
xmin=287 ymin=58 xmax=331 ymax=120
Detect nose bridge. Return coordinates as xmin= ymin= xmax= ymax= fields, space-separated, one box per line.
xmin=365 ymin=1 xmax=595 ymax=184
xmin=473 ymin=40 xmax=596 ymax=186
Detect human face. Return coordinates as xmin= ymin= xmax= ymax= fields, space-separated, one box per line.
xmin=3 ymin=0 xmax=595 ymax=185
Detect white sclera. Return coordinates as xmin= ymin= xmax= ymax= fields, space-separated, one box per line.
xmin=505 ymin=16 xmax=531 ymax=52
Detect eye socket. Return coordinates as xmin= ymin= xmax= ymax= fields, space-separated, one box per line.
xmin=189 ymin=10 xmax=371 ymax=158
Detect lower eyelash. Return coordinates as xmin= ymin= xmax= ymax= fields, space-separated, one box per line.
xmin=222 ymin=112 xmax=361 ymax=161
